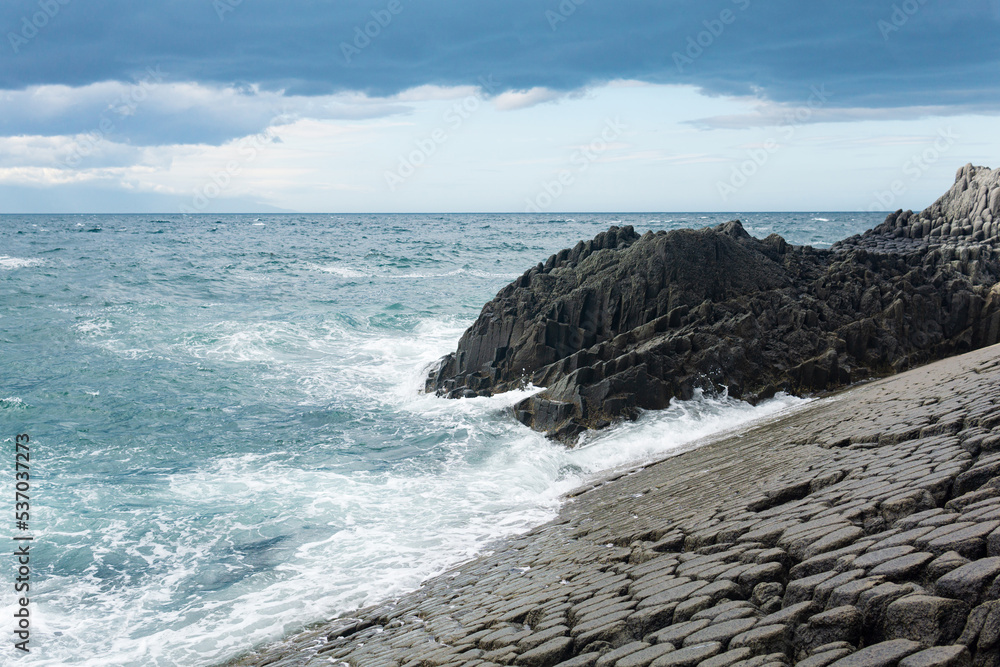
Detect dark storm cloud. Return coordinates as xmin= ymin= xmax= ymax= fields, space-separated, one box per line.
xmin=0 ymin=0 xmax=997 ymax=144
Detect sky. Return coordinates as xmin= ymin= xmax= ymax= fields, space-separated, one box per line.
xmin=0 ymin=0 xmax=998 ymax=213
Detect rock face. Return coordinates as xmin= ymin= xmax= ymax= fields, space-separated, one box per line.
xmin=855 ymin=164 xmax=1000 ymax=246
xmin=425 ymin=164 xmax=1000 ymax=442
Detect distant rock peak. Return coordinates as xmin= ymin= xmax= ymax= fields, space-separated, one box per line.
xmin=846 ymin=164 xmax=1000 ymax=249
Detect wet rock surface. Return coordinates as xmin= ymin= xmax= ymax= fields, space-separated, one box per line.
xmin=425 ymin=164 xmax=1000 ymax=442
xmin=227 ymin=343 xmax=1000 ymax=667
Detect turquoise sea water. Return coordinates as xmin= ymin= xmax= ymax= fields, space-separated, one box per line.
xmin=0 ymin=212 xmax=884 ymax=666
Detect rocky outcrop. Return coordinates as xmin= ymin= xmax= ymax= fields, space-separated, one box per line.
xmin=425 ymin=165 xmax=1000 ymax=442
xmin=853 ymin=164 xmax=1000 ymax=247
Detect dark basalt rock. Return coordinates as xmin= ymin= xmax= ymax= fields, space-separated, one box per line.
xmin=845 ymin=163 xmax=1000 ymax=248
xmin=425 ymin=165 xmax=1000 ymax=442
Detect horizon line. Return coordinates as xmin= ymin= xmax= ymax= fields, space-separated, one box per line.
xmin=0 ymin=210 xmax=896 ymax=216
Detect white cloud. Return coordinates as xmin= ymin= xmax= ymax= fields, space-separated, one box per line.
xmin=0 ymin=80 xmax=415 ymax=146
xmin=1 ymin=80 xmax=998 ymax=214
xmin=390 ymin=85 xmax=482 ymax=103
xmin=689 ymin=100 xmax=1000 ymax=130
xmin=492 ymin=87 xmax=569 ymax=111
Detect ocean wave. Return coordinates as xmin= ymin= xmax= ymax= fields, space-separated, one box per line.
xmin=74 ymin=319 xmax=115 ymax=336
xmin=180 ymin=320 xmax=330 ymax=365
xmin=27 ymin=381 xmax=809 ymax=666
xmin=310 ymin=264 xmax=369 ymax=278
xmin=0 ymin=255 xmax=43 ymax=270
xmin=394 ymin=268 xmax=520 ymax=280
xmin=308 ymin=264 xmax=518 ymax=281
xmin=569 ymin=389 xmax=807 ymax=472
xmin=0 ymin=396 xmax=26 ymax=409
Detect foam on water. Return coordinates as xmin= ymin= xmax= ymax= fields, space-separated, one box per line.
xmin=567 ymin=389 xmax=806 ymax=474
xmin=1 ymin=396 xmax=26 ymax=409
xmin=15 ymin=311 xmax=808 ymax=667
xmin=394 ymin=269 xmax=521 ymax=280
xmin=0 ymin=255 xmax=43 ymax=269
xmin=310 ymin=265 xmax=519 ymax=281
xmin=311 ymin=265 xmax=369 ymax=278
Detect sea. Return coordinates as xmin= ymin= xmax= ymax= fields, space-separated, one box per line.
xmin=0 ymin=212 xmax=885 ymax=666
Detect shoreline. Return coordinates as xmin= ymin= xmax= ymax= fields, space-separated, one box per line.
xmin=225 ymin=343 xmax=1000 ymax=667
xmin=215 ymin=389 xmax=814 ymax=665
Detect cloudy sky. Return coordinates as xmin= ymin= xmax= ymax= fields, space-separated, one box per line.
xmin=1 ymin=0 xmax=998 ymax=213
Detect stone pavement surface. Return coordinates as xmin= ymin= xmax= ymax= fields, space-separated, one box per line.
xmin=227 ymin=344 xmax=1000 ymax=667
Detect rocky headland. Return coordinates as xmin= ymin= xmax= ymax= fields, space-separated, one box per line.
xmin=425 ymin=164 xmax=1000 ymax=442
xmin=224 ymin=165 xmax=1000 ymax=667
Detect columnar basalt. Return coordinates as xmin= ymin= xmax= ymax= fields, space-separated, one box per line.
xmin=426 ymin=165 xmax=1000 ymax=442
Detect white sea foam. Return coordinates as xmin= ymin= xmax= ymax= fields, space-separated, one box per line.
xmin=813 ymin=217 xmax=831 ymax=222
xmin=310 ymin=264 xmax=369 ymax=278
xmin=0 ymin=396 xmax=25 ymax=409
xmin=28 ymin=312 xmax=810 ymax=667
xmin=74 ymin=319 xmax=114 ymax=335
xmin=0 ymin=255 xmax=43 ymax=270
xmin=309 ymin=266 xmax=518 ymax=281
xmin=189 ymin=323 xmax=302 ymax=363
xmin=567 ymin=389 xmax=806 ymax=474
xmin=395 ymin=268 xmax=519 ymax=280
